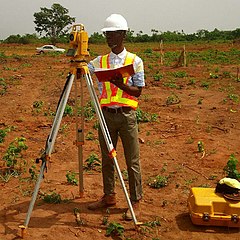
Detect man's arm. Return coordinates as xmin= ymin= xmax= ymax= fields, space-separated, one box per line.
xmin=110 ymin=76 xmax=142 ymax=97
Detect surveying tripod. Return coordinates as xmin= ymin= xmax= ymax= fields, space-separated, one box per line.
xmin=20 ymin=24 xmax=141 ymax=237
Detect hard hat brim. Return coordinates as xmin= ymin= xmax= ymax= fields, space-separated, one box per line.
xmin=101 ymin=26 xmax=128 ymax=32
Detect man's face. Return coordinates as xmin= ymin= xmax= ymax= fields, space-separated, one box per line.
xmin=104 ymin=31 xmax=125 ymax=49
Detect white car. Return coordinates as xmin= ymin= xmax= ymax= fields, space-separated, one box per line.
xmin=36 ymin=45 xmax=65 ymax=54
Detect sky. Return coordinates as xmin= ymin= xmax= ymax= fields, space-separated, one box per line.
xmin=0 ymin=0 xmax=239 ymax=40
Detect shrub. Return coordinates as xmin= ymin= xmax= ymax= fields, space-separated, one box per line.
xmin=148 ymin=175 xmax=168 ymax=189
xmin=106 ymin=222 xmax=124 ymax=237
xmin=66 ymin=171 xmax=78 ymax=185
xmin=223 ymin=154 xmax=240 ymax=180
xmin=3 ymin=137 xmax=28 ymax=168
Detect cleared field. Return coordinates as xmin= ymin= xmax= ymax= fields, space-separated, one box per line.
xmin=0 ymin=41 xmax=240 ymax=239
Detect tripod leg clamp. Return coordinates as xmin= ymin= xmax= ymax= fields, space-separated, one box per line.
xmin=108 ymin=148 xmax=117 ymax=159
xmin=74 ymin=140 xmax=84 ymax=146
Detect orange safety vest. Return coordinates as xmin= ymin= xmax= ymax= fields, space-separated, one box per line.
xmin=99 ymin=52 xmax=139 ymax=109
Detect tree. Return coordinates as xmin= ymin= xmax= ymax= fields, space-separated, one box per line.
xmin=125 ymin=29 xmax=135 ymax=42
xmin=89 ymin=32 xmax=105 ymax=44
xmin=33 ymin=3 xmax=75 ymax=44
xmin=232 ymin=28 xmax=240 ymax=39
xmin=196 ymin=29 xmax=209 ymax=40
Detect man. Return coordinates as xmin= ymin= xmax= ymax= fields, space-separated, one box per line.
xmin=87 ymin=14 xmax=145 ymax=220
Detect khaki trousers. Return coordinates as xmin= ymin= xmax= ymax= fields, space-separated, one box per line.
xmin=98 ymin=108 xmax=143 ymax=202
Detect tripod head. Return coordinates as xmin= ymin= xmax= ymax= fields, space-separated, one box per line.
xmin=66 ymin=24 xmax=89 ymax=61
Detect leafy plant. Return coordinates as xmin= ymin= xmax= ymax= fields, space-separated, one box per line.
xmin=59 ymin=123 xmax=69 ymax=135
xmin=121 ymin=169 xmax=129 ymax=181
xmin=148 ymin=175 xmax=168 ymax=189
xmin=85 ymin=131 xmax=95 ymax=140
xmin=0 ymin=52 xmax=7 ymax=58
xmin=0 ymin=171 xmax=18 ymax=183
xmin=223 ymin=154 xmax=240 ymax=180
xmin=197 ymin=98 xmax=203 ymax=105
xmin=186 ymin=136 xmax=194 ymax=144
xmin=73 ymin=208 xmax=85 ymax=225
xmin=166 ymin=93 xmax=180 ymax=105
xmin=84 ymin=153 xmax=101 ymax=171
xmin=222 ymin=71 xmax=232 ymax=78
xmin=78 ymin=101 xmax=96 ymax=121
xmin=187 ymin=78 xmax=196 ymax=85
xmin=0 ymin=127 xmax=11 ymax=143
xmin=200 ymin=81 xmax=211 ymax=89
xmin=148 ymin=64 xmax=153 ymax=70
xmin=0 ymin=78 xmax=7 ymax=95
xmin=153 ymin=72 xmax=163 ymax=81
xmin=33 ymin=100 xmax=44 ymax=112
xmin=66 ymin=171 xmax=78 ymax=185
xmin=163 ymin=79 xmax=178 ymax=89
xmin=136 ymin=108 xmax=158 ymax=123
xmin=197 ymin=141 xmax=205 ymax=153
xmin=42 ymin=191 xmax=62 ymax=204
xmin=144 ymin=218 xmax=161 ymax=228
xmin=144 ymin=48 xmax=153 ymax=54
xmin=29 ymin=163 xmax=38 ymax=181
xmin=3 ymin=137 xmax=28 ymax=168
xmin=140 ymin=218 xmax=161 ymax=235
xmin=106 ymin=222 xmax=124 ymax=237
xmin=172 ymin=71 xmax=187 ymax=78
xmin=102 ymin=208 xmax=110 ymax=226
xmin=102 ymin=216 xmax=109 ymax=226
xmin=228 ymin=93 xmax=239 ymax=103
xmin=1 ymin=136 xmax=26 ymax=182
xmin=93 ymin=121 xmax=99 ymax=130
xmin=209 ymin=73 xmax=219 ymax=79
xmin=64 ymin=104 xmax=73 ymax=116
xmin=21 ymin=63 xmax=32 ymax=68
xmin=3 ymin=66 xmax=17 ymax=71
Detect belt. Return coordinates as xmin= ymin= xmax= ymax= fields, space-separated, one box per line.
xmin=102 ymin=107 xmax=132 ymax=114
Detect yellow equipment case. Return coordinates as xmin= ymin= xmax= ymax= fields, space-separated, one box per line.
xmin=188 ymin=187 xmax=240 ymax=227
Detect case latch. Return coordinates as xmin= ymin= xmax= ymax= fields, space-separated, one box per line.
xmin=202 ymin=212 xmax=210 ymax=221
xmin=231 ymin=214 xmax=239 ymax=223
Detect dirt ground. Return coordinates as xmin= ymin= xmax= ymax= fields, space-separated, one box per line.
xmin=0 ymin=42 xmax=240 ymax=240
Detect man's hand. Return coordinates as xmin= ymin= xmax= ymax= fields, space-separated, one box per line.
xmin=110 ymin=73 xmax=124 ymax=88
xmin=109 ymin=73 xmax=142 ymax=97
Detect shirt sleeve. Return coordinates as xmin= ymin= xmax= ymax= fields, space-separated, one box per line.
xmin=130 ymin=56 xmax=145 ymax=87
xmin=88 ymin=57 xmax=103 ymax=94
xmin=87 ymin=61 xmax=95 ymax=75
xmin=88 ymin=56 xmax=101 ymax=74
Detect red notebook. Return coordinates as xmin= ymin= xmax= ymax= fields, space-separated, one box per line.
xmin=94 ymin=64 xmax=135 ymax=82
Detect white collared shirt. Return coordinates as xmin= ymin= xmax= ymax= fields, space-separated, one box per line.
xmin=88 ymin=48 xmax=145 ymax=95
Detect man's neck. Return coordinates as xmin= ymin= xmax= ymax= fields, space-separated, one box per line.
xmin=111 ymin=45 xmax=124 ymax=55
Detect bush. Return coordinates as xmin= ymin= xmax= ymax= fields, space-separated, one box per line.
xmin=223 ymin=154 xmax=240 ymax=180
xmin=4 ymin=34 xmax=40 ymax=44
xmin=148 ymin=175 xmax=168 ymax=189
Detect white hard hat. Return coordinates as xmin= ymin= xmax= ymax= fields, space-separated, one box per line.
xmin=101 ymin=14 xmax=128 ymax=32
xmin=219 ymin=178 xmax=240 ymax=189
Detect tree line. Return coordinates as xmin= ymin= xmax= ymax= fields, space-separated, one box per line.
xmin=3 ymin=27 xmax=240 ymax=45
xmin=90 ymin=28 xmax=240 ymax=43
xmin=1 ymin=3 xmax=240 ymax=44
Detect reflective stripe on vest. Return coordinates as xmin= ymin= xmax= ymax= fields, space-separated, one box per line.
xmin=99 ymin=52 xmax=139 ymax=109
